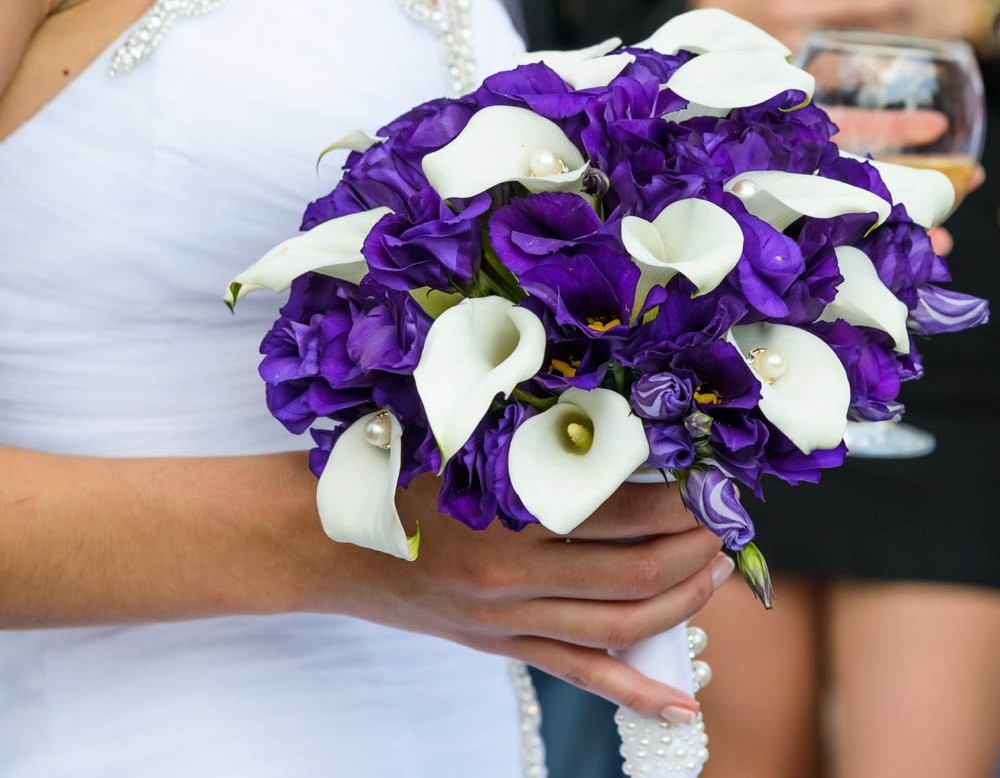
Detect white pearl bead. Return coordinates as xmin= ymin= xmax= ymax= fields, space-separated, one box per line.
xmin=692 ymin=659 xmax=713 ymax=689
xmin=731 ymin=178 xmax=759 ymax=198
xmin=687 ymin=625 xmax=708 ymax=656
xmin=363 ymin=413 xmax=392 ymax=449
xmin=529 ymin=149 xmax=567 ymax=177
xmin=750 ymin=347 xmax=787 ymax=384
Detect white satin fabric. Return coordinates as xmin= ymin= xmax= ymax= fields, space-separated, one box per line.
xmin=0 ymin=2 xmax=528 ymax=775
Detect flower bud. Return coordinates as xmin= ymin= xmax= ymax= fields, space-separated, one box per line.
xmin=737 ymin=542 xmax=773 ymax=609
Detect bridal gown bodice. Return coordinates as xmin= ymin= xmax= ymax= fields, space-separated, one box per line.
xmin=0 ymin=2 xmax=531 ymax=775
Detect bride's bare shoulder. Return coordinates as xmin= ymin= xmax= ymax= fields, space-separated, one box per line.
xmin=0 ymin=0 xmax=150 ymax=140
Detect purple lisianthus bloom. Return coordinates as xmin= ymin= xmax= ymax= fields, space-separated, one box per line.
xmin=489 ymin=192 xmax=617 ymax=274
xmin=363 ymin=192 xmax=491 ymax=292
xmin=779 ymin=219 xmax=844 ymax=323
xmin=729 ymin=209 xmax=806 ymax=321
xmin=763 ymin=428 xmax=847 ymax=485
xmin=630 ymin=372 xmax=693 ymax=421
xmin=644 ymin=421 xmax=696 ymax=470
xmin=485 ymin=402 xmax=540 ymax=530
xmin=680 ymin=463 xmax=755 ymax=551
xmin=706 ymin=411 xmax=769 ymax=496
xmin=809 ymin=320 xmax=902 ymax=422
xmin=856 ymin=206 xmax=951 ymax=310
xmin=909 ymin=284 xmax=990 ymax=335
xmin=533 ymin=334 xmax=614 ymax=392
xmin=439 ymin=417 xmax=498 ymax=531
xmin=348 ymin=285 xmax=431 ymax=374
xmin=622 ymin=280 xmax=747 ymax=368
xmin=518 ymin=250 xmax=639 ymax=339
xmin=671 ymin=340 xmax=762 ymax=411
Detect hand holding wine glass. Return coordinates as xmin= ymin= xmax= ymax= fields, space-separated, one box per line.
xmin=793 ymin=30 xmax=987 ymax=458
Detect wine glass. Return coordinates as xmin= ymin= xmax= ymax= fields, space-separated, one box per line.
xmin=793 ymin=30 xmax=986 ymax=458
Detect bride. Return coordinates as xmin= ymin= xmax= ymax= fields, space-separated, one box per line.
xmin=0 ymin=1 xmax=734 ymax=775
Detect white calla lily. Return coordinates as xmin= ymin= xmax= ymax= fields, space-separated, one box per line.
xmin=519 ymin=38 xmax=635 ymax=90
xmin=725 ymin=170 xmax=891 ymax=232
xmin=317 ymin=410 xmax=419 ymax=561
xmin=729 ymin=323 xmax=850 ymax=454
xmin=841 ymin=152 xmax=955 ymax=228
xmin=320 ymin=129 xmax=386 ymax=155
xmin=508 ymin=387 xmax=650 ymax=535
xmin=621 ymin=198 xmax=744 ymax=313
xmin=225 ymin=207 xmax=391 ymax=309
xmin=414 ymin=296 xmax=547 ymax=464
xmin=820 ymin=246 xmax=910 ymax=353
xmin=666 ymin=49 xmax=814 ymax=110
xmin=421 ymin=106 xmax=588 ymax=200
xmin=636 ymin=7 xmax=790 ymax=57
xmin=661 ymin=103 xmax=730 ymax=123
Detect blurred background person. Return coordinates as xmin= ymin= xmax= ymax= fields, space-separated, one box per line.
xmin=522 ymin=2 xmax=1000 ymax=776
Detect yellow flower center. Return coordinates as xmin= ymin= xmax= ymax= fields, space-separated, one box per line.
xmin=565 ymin=421 xmax=594 ymax=453
xmin=549 ymin=357 xmax=580 ymax=378
xmin=586 ymin=316 xmax=622 ymax=333
xmin=694 ymin=386 xmax=722 ymax=405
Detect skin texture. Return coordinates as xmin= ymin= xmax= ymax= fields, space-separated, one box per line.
xmin=0 ymin=0 xmax=732 ymax=721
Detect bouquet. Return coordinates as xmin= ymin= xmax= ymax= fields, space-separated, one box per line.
xmin=227 ymin=9 xmax=988 ymax=776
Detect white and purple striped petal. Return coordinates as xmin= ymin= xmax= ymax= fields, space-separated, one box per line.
xmin=679 ymin=464 xmax=754 ymax=551
xmin=909 ymin=285 xmax=990 ymax=335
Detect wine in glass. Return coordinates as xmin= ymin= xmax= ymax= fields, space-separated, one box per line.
xmin=793 ymin=30 xmax=986 ymax=458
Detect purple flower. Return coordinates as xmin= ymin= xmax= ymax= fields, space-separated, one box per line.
xmin=630 ymin=372 xmax=693 ymax=420
xmin=489 ymin=193 xmax=614 ymax=274
xmin=644 ymin=421 xmax=696 ymax=470
xmin=363 ymin=193 xmax=491 ymax=292
xmin=680 ymin=464 xmax=755 ymax=551
xmin=485 ymin=402 xmax=540 ymax=530
xmin=347 ymin=285 xmax=431 ymax=374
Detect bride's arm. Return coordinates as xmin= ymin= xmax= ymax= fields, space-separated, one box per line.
xmin=0 ymin=444 xmax=732 ymax=719
xmin=0 ymin=0 xmax=51 ymax=95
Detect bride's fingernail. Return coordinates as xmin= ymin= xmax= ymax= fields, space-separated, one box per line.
xmin=660 ymin=705 xmax=697 ymax=725
xmin=711 ymin=555 xmax=736 ymax=590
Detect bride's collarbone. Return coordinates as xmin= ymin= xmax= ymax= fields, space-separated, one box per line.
xmin=0 ymin=0 xmax=152 ymax=142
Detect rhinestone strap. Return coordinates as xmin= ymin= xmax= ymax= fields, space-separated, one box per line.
xmin=109 ymin=0 xmax=227 ymax=76
xmin=399 ymin=0 xmax=477 ymax=95
xmin=508 ymin=660 xmax=548 ymax=778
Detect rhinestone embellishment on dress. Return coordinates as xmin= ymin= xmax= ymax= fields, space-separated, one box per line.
xmin=399 ymin=0 xmax=477 ymax=95
xmin=108 ymin=0 xmax=227 ymax=76
xmin=508 ymin=661 xmax=548 ymax=778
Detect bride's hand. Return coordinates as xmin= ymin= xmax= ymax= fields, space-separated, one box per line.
xmin=293 ymin=473 xmax=733 ymax=721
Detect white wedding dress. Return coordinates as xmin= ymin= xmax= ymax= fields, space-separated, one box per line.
xmin=0 ymin=2 xmax=537 ymax=775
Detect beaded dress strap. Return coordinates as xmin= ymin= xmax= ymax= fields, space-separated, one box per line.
xmin=109 ymin=0 xmax=478 ymax=95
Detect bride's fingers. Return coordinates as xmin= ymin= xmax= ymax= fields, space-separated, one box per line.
xmin=523 ymin=528 xmax=722 ymax=601
xmin=563 ymin=482 xmax=698 ymax=541
xmin=490 ymin=552 xmax=733 ymax=649
xmin=506 ymin=636 xmax=700 ymax=720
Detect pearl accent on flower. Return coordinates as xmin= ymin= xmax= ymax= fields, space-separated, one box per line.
xmin=529 ymin=149 xmax=570 ymax=178
xmin=363 ymin=412 xmax=393 ymax=450
xmin=748 ymin=347 xmax=787 ymax=384
xmin=730 ymin=178 xmax=759 ymax=199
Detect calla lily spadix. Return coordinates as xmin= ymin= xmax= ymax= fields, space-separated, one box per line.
xmin=725 ymin=171 xmax=892 ymax=233
xmin=621 ymin=198 xmax=744 ymax=314
xmin=421 ymin=106 xmax=588 ymax=200
xmin=225 ymin=207 xmax=391 ymax=310
xmin=820 ymin=246 xmax=911 ymax=353
xmin=729 ymin=323 xmax=850 ymax=454
xmin=841 ymin=152 xmax=955 ymax=229
xmin=317 ymin=410 xmax=419 ymax=561
xmin=413 ymin=296 xmax=546 ymax=465
xmin=507 ymin=387 xmax=650 ymax=535
xmin=519 ymin=38 xmax=635 ymax=90
xmin=664 ymin=49 xmax=813 ymax=110
xmin=636 ymin=7 xmax=791 ymax=58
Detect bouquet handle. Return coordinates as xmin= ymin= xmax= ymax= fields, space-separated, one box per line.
xmin=613 ymin=622 xmax=709 ymax=777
